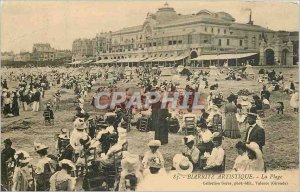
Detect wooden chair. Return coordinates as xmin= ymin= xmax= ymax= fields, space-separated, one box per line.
xmin=184 ymin=117 xmax=196 ymax=135
xmin=212 ymin=114 xmax=222 ymax=133
xmin=43 ymin=111 xmax=54 ymax=126
xmin=139 ymin=117 xmax=149 ymax=132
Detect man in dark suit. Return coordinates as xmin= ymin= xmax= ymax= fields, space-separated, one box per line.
xmin=244 ymin=113 xmax=265 ymax=151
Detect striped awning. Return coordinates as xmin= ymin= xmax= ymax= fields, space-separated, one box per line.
xmin=152 ymin=57 xmax=169 ymax=62
xmin=191 ymin=53 xmax=258 ymax=61
xmin=141 ymin=57 xmax=157 ymax=62
xmin=94 ymin=59 xmax=119 ymax=64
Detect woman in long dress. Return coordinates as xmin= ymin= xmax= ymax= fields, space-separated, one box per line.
xmin=11 ymin=92 xmax=20 ymax=116
xmin=3 ymin=92 xmax=12 ymax=116
xmin=290 ymin=91 xmax=299 ymax=113
xmin=223 ymin=96 xmax=241 ymax=139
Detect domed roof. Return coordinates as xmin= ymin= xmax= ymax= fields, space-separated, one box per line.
xmin=157 ymin=2 xmax=176 ymax=13
xmin=155 ymin=2 xmax=178 ymax=23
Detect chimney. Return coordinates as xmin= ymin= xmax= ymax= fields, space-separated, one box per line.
xmin=247 ymin=10 xmax=253 ymax=25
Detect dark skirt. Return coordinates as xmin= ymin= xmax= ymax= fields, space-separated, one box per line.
xmin=12 ymin=103 xmax=19 ymax=116
xmin=3 ymin=104 xmax=11 ymax=115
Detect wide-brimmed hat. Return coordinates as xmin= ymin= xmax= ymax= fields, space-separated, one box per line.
xmin=121 ymin=153 xmax=140 ymax=171
xmin=147 ymin=140 xmax=161 ymax=147
xmin=34 ymin=142 xmax=49 ymax=152
xmin=4 ymin=138 xmax=12 ymax=145
xmin=14 ymin=150 xmax=33 ymax=164
xmin=74 ymin=118 xmax=87 ymax=130
xmin=59 ymin=159 xmax=76 ymax=171
xmin=173 ymin=154 xmax=193 ymax=175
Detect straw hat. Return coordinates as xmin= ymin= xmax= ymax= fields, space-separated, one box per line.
xmin=173 ymin=154 xmax=193 ymax=175
xmin=147 ymin=140 xmax=161 ymax=147
xmin=121 ymin=153 xmax=140 ymax=171
xmin=14 ymin=150 xmax=33 ymax=164
xmin=59 ymin=159 xmax=76 ymax=171
xmin=73 ymin=118 xmax=87 ymax=130
xmin=34 ymin=142 xmax=49 ymax=152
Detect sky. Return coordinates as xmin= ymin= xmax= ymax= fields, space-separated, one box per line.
xmin=1 ymin=1 xmax=299 ymax=53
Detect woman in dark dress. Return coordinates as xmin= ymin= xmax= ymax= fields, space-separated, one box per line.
xmin=151 ymin=100 xmax=171 ymax=145
xmin=11 ymin=92 xmax=20 ymax=116
xmin=3 ymin=92 xmax=12 ymax=116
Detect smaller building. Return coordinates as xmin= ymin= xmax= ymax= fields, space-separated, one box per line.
xmin=1 ymin=51 xmax=14 ymax=61
xmin=55 ymin=49 xmax=72 ymax=60
xmin=72 ymin=38 xmax=94 ymax=61
xmin=32 ymin=43 xmax=56 ymax=61
xmin=14 ymin=52 xmax=31 ymax=62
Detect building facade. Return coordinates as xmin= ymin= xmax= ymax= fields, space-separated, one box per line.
xmin=94 ymin=3 xmax=298 ymax=66
xmin=32 ymin=43 xmax=55 ymax=61
xmin=1 ymin=51 xmax=14 ymax=61
xmin=14 ymin=52 xmax=31 ymax=62
xmin=72 ymin=38 xmax=94 ymax=61
xmin=55 ymin=49 xmax=72 ymax=60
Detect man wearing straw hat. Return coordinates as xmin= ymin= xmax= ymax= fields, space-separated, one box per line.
xmin=34 ymin=142 xmax=56 ymax=191
xmin=12 ymin=150 xmax=33 ymax=191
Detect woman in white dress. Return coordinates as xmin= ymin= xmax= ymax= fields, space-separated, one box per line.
xmin=290 ymin=91 xmax=299 ymax=113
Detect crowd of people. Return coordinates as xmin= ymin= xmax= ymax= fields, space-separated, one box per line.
xmin=1 ymin=64 xmax=298 ymax=191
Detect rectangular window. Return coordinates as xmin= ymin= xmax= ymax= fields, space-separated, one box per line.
xmin=218 ymin=39 xmax=222 ymax=46
xmin=204 ymin=40 xmax=208 ymax=43
xmin=224 ymin=29 xmax=227 ymax=34
xmin=240 ymin=39 xmax=243 ymax=46
xmin=178 ymin=40 xmax=182 ymax=44
xmin=227 ymin=39 xmax=230 ymax=46
xmin=168 ymin=41 xmax=172 ymax=45
xmin=205 ymin=27 xmax=207 ymax=32
xmin=173 ymin=40 xmax=177 ymax=45
xmin=153 ymin=42 xmax=156 ymax=46
xmin=211 ymin=28 xmax=214 ymax=33
xmin=218 ymin=28 xmax=220 ymax=34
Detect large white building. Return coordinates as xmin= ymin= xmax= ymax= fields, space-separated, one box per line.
xmin=93 ymin=3 xmax=297 ymax=67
